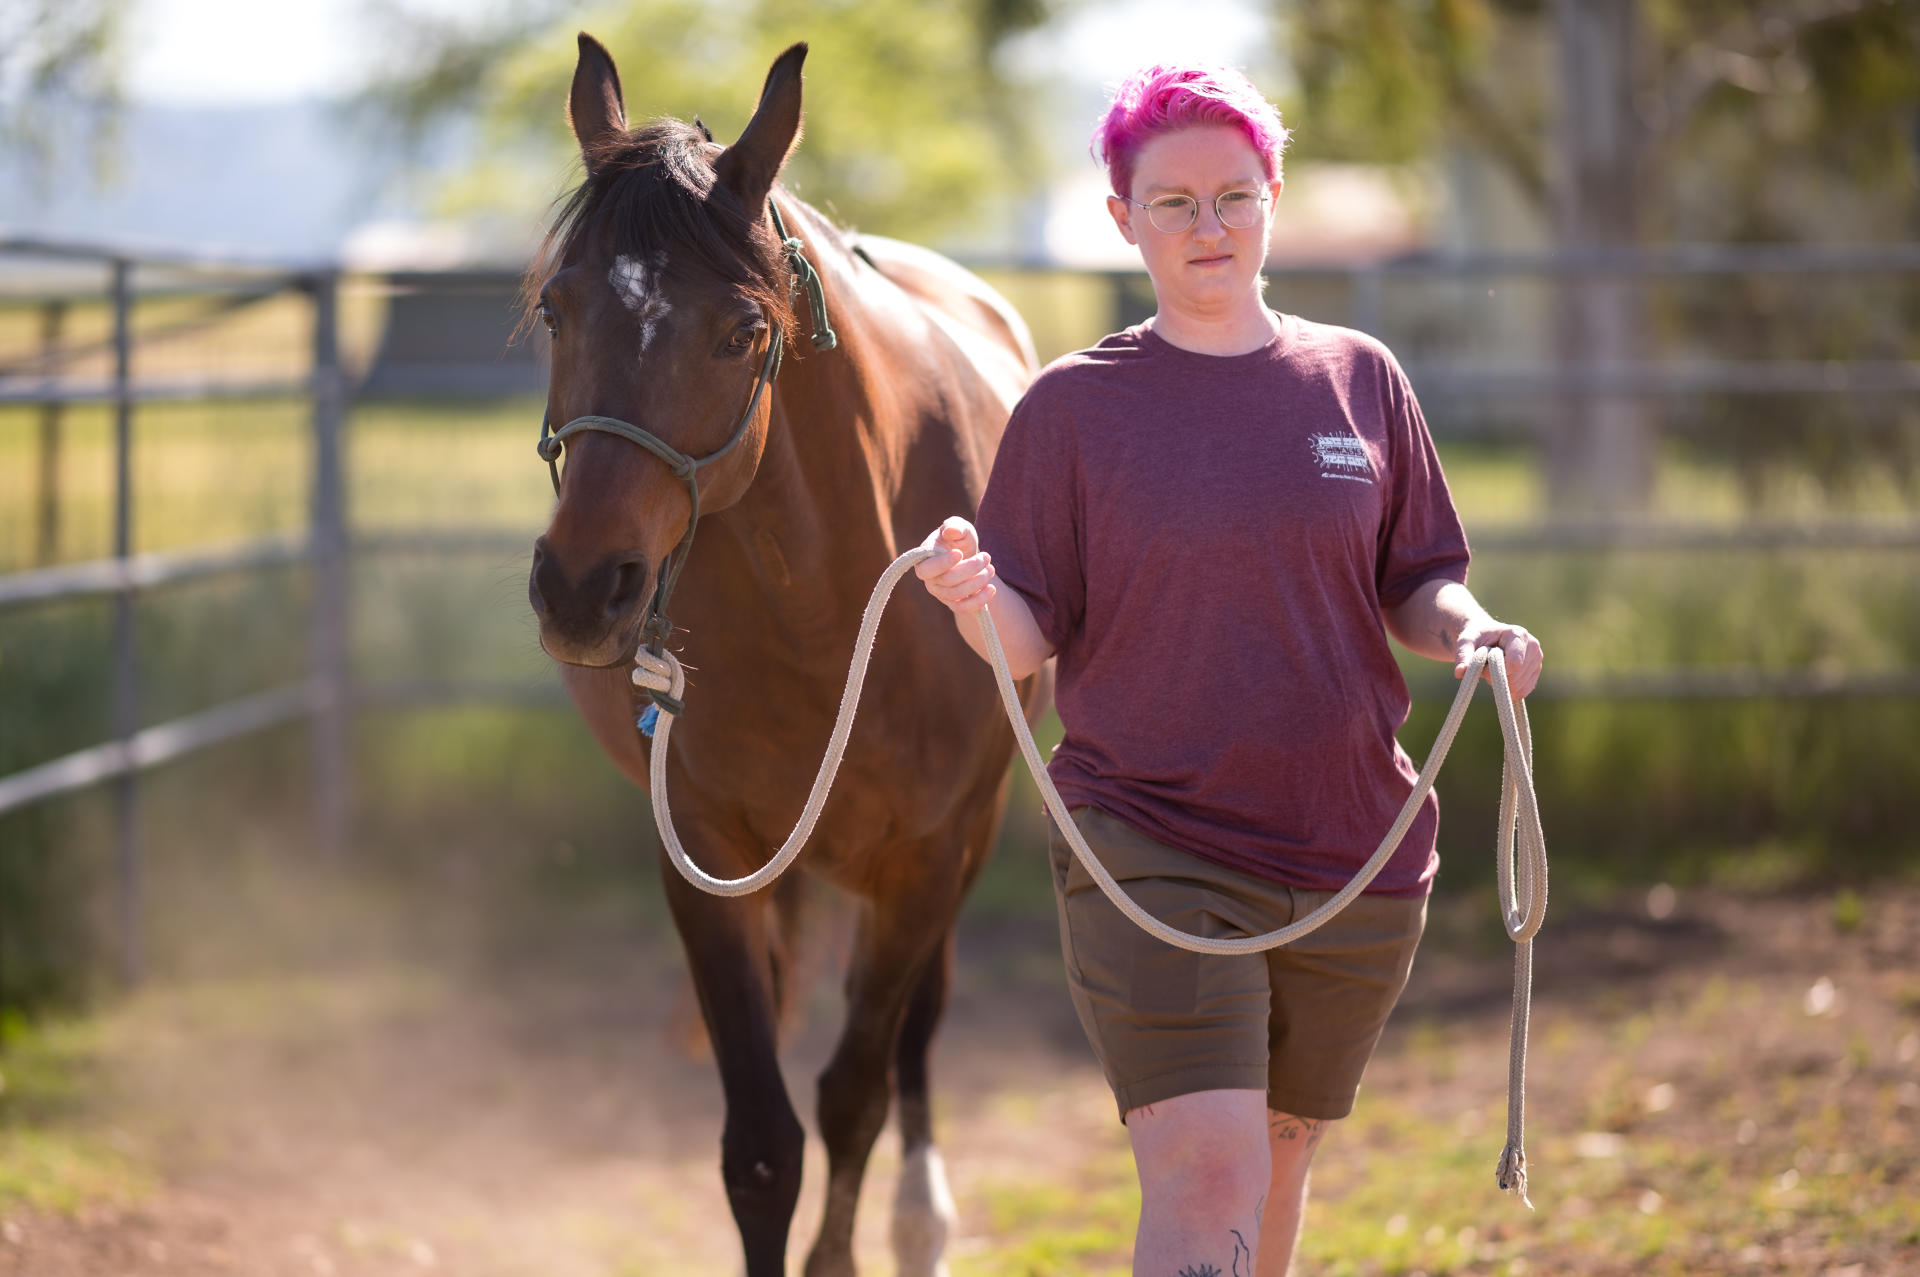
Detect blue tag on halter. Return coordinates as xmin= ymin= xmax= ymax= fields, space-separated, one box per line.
xmin=637 ymin=703 xmax=660 ymax=739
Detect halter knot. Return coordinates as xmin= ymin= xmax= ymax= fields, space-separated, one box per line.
xmin=631 ymin=646 xmax=685 ymax=726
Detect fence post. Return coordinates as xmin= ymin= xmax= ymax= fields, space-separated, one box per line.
xmin=35 ymin=300 xmax=66 ymax=565
xmin=109 ymin=259 xmax=142 ymax=986
xmin=1351 ymin=265 xmax=1385 ymax=339
xmin=310 ymin=271 xmax=351 ymax=856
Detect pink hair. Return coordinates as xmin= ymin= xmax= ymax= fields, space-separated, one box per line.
xmin=1091 ymin=63 xmax=1291 ymax=199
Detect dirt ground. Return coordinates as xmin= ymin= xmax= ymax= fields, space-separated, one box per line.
xmin=1 ymin=871 xmax=1916 ymax=1277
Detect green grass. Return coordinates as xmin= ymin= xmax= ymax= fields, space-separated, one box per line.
xmin=0 ymin=1014 xmax=150 ymax=1214
xmin=944 ymin=957 xmax=1920 ymax=1277
xmin=0 ymin=394 xmax=551 ymax=571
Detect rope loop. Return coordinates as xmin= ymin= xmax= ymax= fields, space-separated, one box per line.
xmin=632 ymin=533 xmax=1547 ymax=1201
xmin=632 ymin=646 xmax=677 ymax=694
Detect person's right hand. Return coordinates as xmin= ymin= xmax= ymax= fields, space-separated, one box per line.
xmin=915 ymin=517 xmax=998 ymax=615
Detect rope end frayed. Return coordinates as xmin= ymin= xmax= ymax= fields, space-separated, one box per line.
xmin=637 ymin=704 xmax=659 ymax=739
xmin=1496 ymin=1145 xmax=1533 ymax=1210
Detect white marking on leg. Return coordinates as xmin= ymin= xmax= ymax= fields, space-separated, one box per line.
xmin=892 ymin=1143 xmax=957 ymax=1277
xmin=608 ymin=252 xmax=672 ymax=352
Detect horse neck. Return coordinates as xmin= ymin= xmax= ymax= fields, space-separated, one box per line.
xmin=716 ymin=207 xmax=907 ymax=641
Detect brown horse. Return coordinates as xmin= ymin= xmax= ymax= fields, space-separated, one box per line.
xmin=525 ymin=34 xmax=1045 ymax=1277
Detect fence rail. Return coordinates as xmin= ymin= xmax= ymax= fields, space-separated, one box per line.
xmin=0 ymin=681 xmax=321 ymax=818
xmin=12 ymin=511 xmax=1918 ymax=617
xmin=0 ymin=535 xmax=311 ymax=607
xmin=1398 ymin=360 xmax=1920 ymax=398
xmin=0 ymin=375 xmax=314 ymax=405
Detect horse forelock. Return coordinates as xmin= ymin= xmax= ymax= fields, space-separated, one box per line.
xmin=519 ymin=118 xmax=797 ymax=343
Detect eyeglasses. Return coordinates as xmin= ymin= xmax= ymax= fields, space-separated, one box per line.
xmin=1124 ymin=188 xmax=1269 ymax=234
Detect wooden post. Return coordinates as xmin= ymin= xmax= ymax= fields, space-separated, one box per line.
xmin=1551 ymin=0 xmax=1652 ymax=512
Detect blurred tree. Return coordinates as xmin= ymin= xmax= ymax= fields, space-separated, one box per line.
xmin=0 ymin=0 xmax=125 ymax=185
xmin=1282 ymin=0 xmax=1920 ymax=241
xmin=1279 ymin=0 xmax=1920 ymax=510
xmin=356 ymin=0 xmax=1057 ymax=242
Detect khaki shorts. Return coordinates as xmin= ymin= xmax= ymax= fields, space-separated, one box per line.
xmin=1048 ymin=805 xmax=1427 ymax=1123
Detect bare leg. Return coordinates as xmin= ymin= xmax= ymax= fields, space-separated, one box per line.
xmin=1257 ymin=1110 xmax=1329 ymax=1276
xmin=1126 ymin=1089 xmax=1270 ymax=1276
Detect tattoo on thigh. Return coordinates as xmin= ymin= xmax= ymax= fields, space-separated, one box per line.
xmin=1176 ymin=1266 xmax=1219 ymax=1277
xmin=1269 ymin=1113 xmax=1328 ymax=1153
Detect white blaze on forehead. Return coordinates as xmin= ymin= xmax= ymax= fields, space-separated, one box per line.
xmin=609 ymin=252 xmax=672 ymax=352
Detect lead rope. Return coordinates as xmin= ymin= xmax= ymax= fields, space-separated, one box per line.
xmin=631 ymin=531 xmax=1547 ymax=1203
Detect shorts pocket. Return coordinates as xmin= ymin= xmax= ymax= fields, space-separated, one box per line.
xmin=1046 ymin=812 xmax=1089 ymax=984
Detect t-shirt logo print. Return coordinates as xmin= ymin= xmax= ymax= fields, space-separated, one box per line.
xmin=1311 ymin=433 xmax=1375 ymax=484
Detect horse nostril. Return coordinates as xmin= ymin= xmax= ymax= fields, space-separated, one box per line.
xmin=606 ymin=555 xmax=651 ymax=619
xmin=529 ymin=540 xmax=553 ymax=617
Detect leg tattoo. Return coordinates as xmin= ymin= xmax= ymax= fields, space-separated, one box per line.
xmin=1172 ymin=1227 xmax=1254 ymax=1277
xmin=1230 ymin=1228 xmax=1253 ymax=1276
xmin=1268 ymin=1113 xmax=1327 ymax=1154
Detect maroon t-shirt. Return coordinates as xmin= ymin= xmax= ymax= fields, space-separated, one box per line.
xmin=977 ymin=313 xmax=1470 ymax=897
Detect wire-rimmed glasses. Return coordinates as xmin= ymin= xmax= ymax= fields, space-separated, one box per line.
xmin=1124 ymin=188 xmax=1269 ymax=234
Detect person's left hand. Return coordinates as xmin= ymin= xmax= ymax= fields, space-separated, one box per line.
xmin=1454 ymin=618 xmax=1544 ymax=701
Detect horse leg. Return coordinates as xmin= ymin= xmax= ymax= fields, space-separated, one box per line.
xmin=892 ymin=784 xmax=1004 ymax=1276
xmin=663 ymin=859 xmax=807 ymax=1277
xmin=802 ymin=871 xmax=958 ymax=1277
xmin=891 ymin=931 xmax=959 ymax=1277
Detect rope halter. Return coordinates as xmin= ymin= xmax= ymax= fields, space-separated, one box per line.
xmin=534 ymin=198 xmax=834 ymax=714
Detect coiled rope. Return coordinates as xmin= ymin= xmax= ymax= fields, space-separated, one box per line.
xmin=631 ymin=529 xmax=1548 ymax=1203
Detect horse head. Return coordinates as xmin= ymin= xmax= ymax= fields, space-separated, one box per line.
xmin=528 ymin=33 xmax=808 ymax=667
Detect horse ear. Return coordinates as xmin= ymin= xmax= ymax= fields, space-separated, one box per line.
xmin=568 ymin=32 xmax=627 ymax=171
xmin=714 ymin=42 xmax=807 ymax=215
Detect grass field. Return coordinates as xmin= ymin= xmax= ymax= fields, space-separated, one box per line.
xmin=0 ymin=820 xmax=1913 ymax=1276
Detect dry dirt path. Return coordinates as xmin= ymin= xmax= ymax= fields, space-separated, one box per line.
xmin=2 ymin=879 xmax=1916 ymax=1276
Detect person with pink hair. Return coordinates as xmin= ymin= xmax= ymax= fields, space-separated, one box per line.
xmin=919 ymin=63 xmax=1543 ymax=1274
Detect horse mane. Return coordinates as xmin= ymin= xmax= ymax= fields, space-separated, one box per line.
xmin=519 ymin=118 xmax=799 ymax=342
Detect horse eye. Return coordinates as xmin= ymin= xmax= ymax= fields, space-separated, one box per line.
xmin=726 ymin=321 xmax=761 ymax=353
xmin=538 ymin=303 xmax=559 ymax=336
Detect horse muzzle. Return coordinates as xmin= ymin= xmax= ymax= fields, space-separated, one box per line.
xmin=529 ymin=535 xmax=653 ymax=667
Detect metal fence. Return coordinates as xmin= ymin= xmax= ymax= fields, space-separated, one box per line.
xmin=0 ymin=240 xmax=353 ymax=982
xmin=3 ymin=234 xmax=1918 ymax=981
